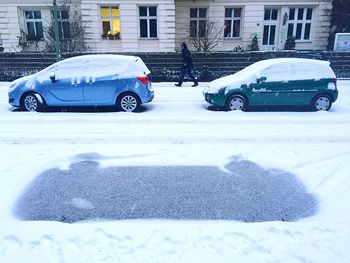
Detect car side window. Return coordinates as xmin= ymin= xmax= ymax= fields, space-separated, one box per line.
xmin=55 ymin=60 xmax=86 ymax=79
xmin=260 ymin=63 xmax=290 ymax=82
xmin=83 ymin=58 xmax=115 ymax=78
xmin=289 ymin=64 xmax=297 ymax=79
xmin=294 ymin=63 xmax=322 ymax=81
xmin=35 ymin=64 xmax=59 ymax=83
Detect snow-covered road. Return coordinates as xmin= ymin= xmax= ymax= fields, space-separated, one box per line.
xmin=0 ymin=81 xmax=350 ymax=262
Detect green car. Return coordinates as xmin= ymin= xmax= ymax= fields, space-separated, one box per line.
xmin=204 ymin=58 xmax=338 ymax=111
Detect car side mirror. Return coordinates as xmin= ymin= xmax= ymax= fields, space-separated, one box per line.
xmin=49 ymin=73 xmax=56 ymax=83
xmin=257 ymin=76 xmax=267 ymax=83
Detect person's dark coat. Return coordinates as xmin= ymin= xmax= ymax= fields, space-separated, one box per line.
xmin=182 ymin=47 xmax=193 ymax=69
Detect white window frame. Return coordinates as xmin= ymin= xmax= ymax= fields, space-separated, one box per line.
xmin=262 ymin=8 xmax=279 ymax=48
xmin=100 ymin=6 xmax=121 ymax=40
xmin=189 ymin=7 xmax=208 ymax=38
xmin=24 ymin=10 xmax=43 ymax=40
xmin=287 ymin=7 xmax=313 ymax=42
xmin=139 ymin=6 xmax=158 ymax=39
xmin=224 ymin=7 xmax=243 ymax=38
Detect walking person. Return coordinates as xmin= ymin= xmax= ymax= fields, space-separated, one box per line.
xmin=175 ymin=42 xmax=198 ymax=87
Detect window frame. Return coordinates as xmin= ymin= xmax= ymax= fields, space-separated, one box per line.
xmin=24 ymin=10 xmax=44 ymax=41
xmin=50 ymin=9 xmax=71 ymax=40
xmin=189 ymin=7 xmax=208 ymax=38
xmin=262 ymin=8 xmax=279 ymax=47
xmin=224 ymin=7 xmax=243 ymax=39
xmin=287 ymin=7 xmax=313 ymax=42
xmin=139 ymin=6 xmax=158 ymax=39
xmin=100 ymin=6 xmax=121 ymax=40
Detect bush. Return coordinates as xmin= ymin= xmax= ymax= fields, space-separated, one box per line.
xmin=284 ymin=37 xmax=296 ymax=50
xmin=249 ymin=35 xmax=259 ymax=51
xmin=233 ymin=45 xmax=246 ymax=52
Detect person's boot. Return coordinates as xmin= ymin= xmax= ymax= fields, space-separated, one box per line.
xmin=192 ymin=82 xmax=198 ymax=87
xmin=174 ymin=83 xmax=181 ymax=87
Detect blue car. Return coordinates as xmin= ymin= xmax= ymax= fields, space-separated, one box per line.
xmin=8 ymin=54 xmax=154 ymax=112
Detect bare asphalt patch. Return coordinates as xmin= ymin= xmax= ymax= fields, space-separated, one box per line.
xmin=13 ymin=158 xmax=318 ymax=223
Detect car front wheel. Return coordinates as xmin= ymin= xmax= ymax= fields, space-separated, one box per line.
xmin=117 ymin=93 xmax=140 ymax=112
xmin=227 ymin=95 xmax=247 ymax=111
xmin=22 ymin=93 xmax=43 ymax=112
xmin=312 ymin=94 xmax=332 ymax=111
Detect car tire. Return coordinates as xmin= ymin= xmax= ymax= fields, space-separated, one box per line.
xmin=312 ymin=94 xmax=332 ymax=111
xmin=226 ymin=94 xmax=247 ymax=111
xmin=22 ymin=93 xmax=43 ymax=112
xmin=117 ymin=93 xmax=140 ymax=112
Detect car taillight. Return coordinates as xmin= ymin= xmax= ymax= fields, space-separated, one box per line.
xmin=137 ymin=76 xmax=150 ymax=85
xmin=333 ymin=78 xmax=337 ymax=85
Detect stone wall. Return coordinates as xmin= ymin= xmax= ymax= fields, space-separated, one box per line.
xmin=0 ymin=51 xmax=349 ymax=82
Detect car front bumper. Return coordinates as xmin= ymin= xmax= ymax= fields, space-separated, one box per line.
xmin=203 ymin=92 xmax=226 ymax=107
xmin=8 ymin=93 xmax=20 ymax=107
xmin=204 ymin=93 xmax=214 ymax=104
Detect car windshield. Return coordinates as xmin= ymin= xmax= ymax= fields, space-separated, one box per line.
xmin=209 ymin=61 xmax=268 ymax=91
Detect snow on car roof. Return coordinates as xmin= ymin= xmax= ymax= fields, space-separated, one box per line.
xmin=32 ymin=54 xmax=150 ymax=84
xmin=62 ymin=54 xmax=141 ymax=63
xmin=247 ymin=57 xmax=330 ymax=67
xmin=208 ymin=58 xmax=334 ymax=93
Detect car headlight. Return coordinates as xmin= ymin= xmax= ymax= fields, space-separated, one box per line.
xmin=8 ymin=81 xmax=21 ymax=93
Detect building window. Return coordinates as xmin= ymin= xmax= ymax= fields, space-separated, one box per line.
xmin=100 ymin=6 xmax=120 ymax=40
xmin=139 ymin=6 xmax=157 ymax=38
xmin=190 ymin=8 xmax=207 ymax=38
xmin=51 ymin=10 xmax=70 ymax=39
xmin=262 ymin=8 xmax=278 ymax=46
xmin=287 ymin=8 xmax=313 ymax=41
xmin=24 ymin=11 xmax=43 ymax=41
xmin=224 ymin=8 xmax=242 ymax=38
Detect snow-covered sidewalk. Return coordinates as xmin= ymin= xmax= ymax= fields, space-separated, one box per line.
xmin=0 ymin=81 xmax=349 ymax=262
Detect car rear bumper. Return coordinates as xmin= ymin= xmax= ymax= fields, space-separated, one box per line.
xmin=147 ymin=93 xmax=154 ymax=103
xmin=140 ymin=88 xmax=154 ymax=104
xmin=333 ymin=90 xmax=338 ymax=102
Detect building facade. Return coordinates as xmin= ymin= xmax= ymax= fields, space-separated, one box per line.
xmin=81 ymin=0 xmax=175 ymax=52
xmin=0 ymin=0 xmax=332 ymax=52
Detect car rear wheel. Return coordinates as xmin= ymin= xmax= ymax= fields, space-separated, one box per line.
xmin=312 ymin=94 xmax=332 ymax=111
xmin=227 ymin=95 xmax=247 ymax=111
xmin=22 ymin=93 xmax=43 ymax=112
xmin=117 ymin=93 xmax=140 ymax=112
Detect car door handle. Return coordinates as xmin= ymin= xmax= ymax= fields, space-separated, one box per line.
xmin=71 ymin=77 xmax=81 ymax=86
xmin=85 ymin=76 xmax=93 ymax=84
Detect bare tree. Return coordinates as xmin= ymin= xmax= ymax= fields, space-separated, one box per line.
xmin=44 ymin=19 xmax=89 ymax=53
xmin=186 ymin=21 xmax=224 ymax=52
xmin=44 ymin=0 xmax=89 ymax=53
